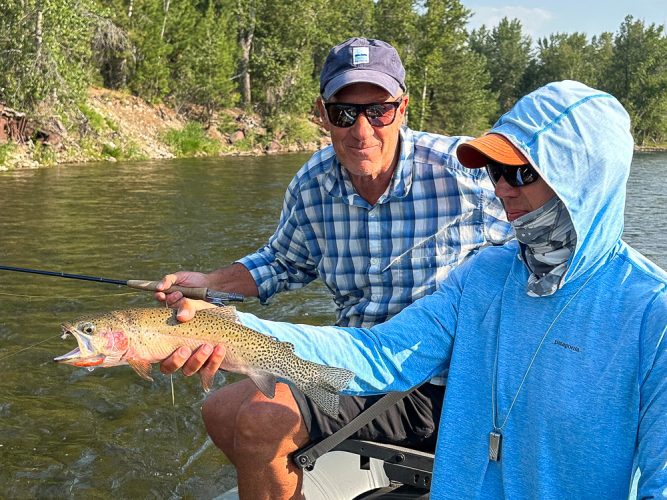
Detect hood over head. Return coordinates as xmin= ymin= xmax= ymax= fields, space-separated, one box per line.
xmin=458 ymin=80 xmax=634 ymax=285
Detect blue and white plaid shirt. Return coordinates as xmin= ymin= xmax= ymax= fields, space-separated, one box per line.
xmin=239 ymin=127 xmax=513 ymax=328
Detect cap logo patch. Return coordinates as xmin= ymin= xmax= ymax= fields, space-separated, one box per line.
xmin=352 ymin=47 xmax=370 ymax=65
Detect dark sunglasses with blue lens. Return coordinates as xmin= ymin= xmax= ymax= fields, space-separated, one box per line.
xmin=324 ymin=99 xmax=403 ymax=128
xmin=486 ymin=161 xmax=540 ymax=187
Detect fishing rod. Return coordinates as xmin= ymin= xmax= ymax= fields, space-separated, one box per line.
xmin=0 ymin=265 xmax=244 ymax=306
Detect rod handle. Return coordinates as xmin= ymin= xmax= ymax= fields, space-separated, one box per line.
xmin=126 ymin=280 xmax=208 ymax=300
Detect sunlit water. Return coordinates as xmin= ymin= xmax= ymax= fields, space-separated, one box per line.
xmin=0 ymin=152 xmax=664 ymax=497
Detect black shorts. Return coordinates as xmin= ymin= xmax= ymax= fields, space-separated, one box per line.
xmin=291 ymin=382 xmax=445 ymax=453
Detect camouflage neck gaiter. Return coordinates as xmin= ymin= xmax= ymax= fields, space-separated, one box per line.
xmin=512 ymin=197 xmax=577 ymax=297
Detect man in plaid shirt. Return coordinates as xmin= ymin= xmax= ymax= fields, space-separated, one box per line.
xmin=157 ymin=38 xmax=512 ymax=499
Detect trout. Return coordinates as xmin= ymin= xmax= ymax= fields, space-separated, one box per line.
xmin=54 ymin=307 xmax=354 ymax=418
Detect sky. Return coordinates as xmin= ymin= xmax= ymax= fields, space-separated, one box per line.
xmin=461 ymin=0 xmax=667 ymax=40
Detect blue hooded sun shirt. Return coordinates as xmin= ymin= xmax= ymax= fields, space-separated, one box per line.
xmin=237 ymin=81 xmax=667 ymax=498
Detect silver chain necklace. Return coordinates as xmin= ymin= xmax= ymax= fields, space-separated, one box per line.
xmin=489 ymin=272 xmax=594 ymax=462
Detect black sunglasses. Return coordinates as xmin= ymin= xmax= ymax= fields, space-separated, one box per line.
xmin=323 ymin=99 xmax=402 ymax=128
xmin=486 ymin=161 xmax=540 ymax=187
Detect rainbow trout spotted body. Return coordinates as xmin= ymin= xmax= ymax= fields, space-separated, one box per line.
xmin=54 ymin=307 xmax=354 ymax=417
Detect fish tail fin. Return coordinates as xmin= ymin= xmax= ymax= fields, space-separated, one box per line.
xmin=297 ymin=364 xmax=355 ymax=418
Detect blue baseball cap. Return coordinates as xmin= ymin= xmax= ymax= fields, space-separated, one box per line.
xmin=320 ymin=38 xmax=406 ymax=100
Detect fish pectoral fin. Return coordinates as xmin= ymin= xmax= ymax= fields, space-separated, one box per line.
xmin=199 ymin=370 xmax=218 ymax=392
xmin=247 ymin=372 xmax=277 ymax=399
xmin=128 ymin=360 xmax=154 ymax=381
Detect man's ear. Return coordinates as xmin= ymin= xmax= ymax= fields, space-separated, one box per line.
xmin=316 ymin=97 xmax=332 ymax=131
xmin=399 ymin=94 xmax=409 ymax=117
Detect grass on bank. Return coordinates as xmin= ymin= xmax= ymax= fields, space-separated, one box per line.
xmin=268 ymin=114 xmax=322 ymax=146
xmin=79 ymin=102 xmax=118 ymax=134
xmin=162 ymin=122 xmax=221 ymax=157
xmin=0 ymin=143 xmax=15 ymax=166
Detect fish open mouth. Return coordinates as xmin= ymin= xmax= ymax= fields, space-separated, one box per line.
xmin=54 ymin=323 xmax=106 ymax=367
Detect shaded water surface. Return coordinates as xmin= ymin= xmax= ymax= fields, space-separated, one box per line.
xmin=0 ymin=152 xmax=665 ymax=497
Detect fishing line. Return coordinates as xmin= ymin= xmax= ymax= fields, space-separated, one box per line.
xmin=0 ymin=334 xmax=62 ymax=362
xmin=0 ymin=291 xmax=137 ymax=300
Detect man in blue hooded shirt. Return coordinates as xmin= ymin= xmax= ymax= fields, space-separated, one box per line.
xmin=176 ymin=80 xmax=667 ymax=497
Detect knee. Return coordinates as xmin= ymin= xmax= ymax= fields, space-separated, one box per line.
xmin=235 ymin=384 xmax=304 ymax=449
xmin=202 ymin=381 xmax=306 ymax=458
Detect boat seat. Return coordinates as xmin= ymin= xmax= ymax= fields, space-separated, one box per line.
xmin=292 ymin=388 xmax=434 ymax=498
xmin=334 ymin=439 xmax=433 ymax=492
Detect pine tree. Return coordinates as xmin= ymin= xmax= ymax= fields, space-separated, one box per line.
xmin=250 ymin=0 xmax=321 ymax=115
xmin=128 ymin=0 xmax=173 ymax=102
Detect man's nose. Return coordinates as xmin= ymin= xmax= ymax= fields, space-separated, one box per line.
xmin=350 ymin=112 xmax=375 ymax=137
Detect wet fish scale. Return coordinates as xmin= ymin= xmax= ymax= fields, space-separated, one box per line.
xmin=55 ymin=307 xmax=355 ymax=417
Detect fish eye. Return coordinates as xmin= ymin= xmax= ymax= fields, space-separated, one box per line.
xmin=80 ymin=322 xmax=95 ymax=334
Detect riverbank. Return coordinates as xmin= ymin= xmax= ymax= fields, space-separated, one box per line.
xmin=0 ymin=88 xmax=665 ymax=170
xmin=0 ymin=87 xmax=331 ymax=170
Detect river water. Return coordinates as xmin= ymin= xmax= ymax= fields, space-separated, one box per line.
xmin=0 ymin=152 xmax=665 ymax=497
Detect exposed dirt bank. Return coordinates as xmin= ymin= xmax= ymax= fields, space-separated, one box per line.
xmin=0 ymin=87 xmax=331 ymax=170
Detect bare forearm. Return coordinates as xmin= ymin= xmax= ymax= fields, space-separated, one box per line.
xmin=206 ymin=263 xmax=259 ymax=297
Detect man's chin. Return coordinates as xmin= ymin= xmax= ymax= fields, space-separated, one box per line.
xmin=346 ymin=163 xmax=386 ymax=178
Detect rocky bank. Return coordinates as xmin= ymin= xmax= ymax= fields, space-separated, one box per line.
xmin=0 ymin=87 xmax=330 ymax=170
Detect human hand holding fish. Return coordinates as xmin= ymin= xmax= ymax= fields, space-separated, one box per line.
xmin=155 ymin=270 xmax=222 ymax=378
xmin=154 ymin=265 xmax=261 ymax=378
xmin=54 ymin=307 xmax=354 ymax=418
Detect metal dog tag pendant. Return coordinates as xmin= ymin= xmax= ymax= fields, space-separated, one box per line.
xmin=489 ymin=431 xmax=502 ymax=461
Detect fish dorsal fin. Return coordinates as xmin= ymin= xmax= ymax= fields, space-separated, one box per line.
xmin=202 ymin=305 xmax=239 ymax=323
xmin=270 ymin=337 xmax=295 ymax=351
xmin=128 ymin=359 xmax=154 ymax=381
xmin=247 ymin=371 xmax=277 ymax=399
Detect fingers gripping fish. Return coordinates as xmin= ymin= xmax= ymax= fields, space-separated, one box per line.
xmin=54 ymin=306 xmax=354 ymax=418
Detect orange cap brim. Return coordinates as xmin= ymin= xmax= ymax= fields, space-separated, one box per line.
xmin=456 ymin=133 xmax=528 ymax=168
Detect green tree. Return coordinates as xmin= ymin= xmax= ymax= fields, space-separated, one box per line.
xmin=529 ymin=32 xmax=598 ymax=89
xmin=127 ymin=0 xmax=172 ymax=102
xmin=589 ymin=32 xmax=614 ymax=87
xmin=250 ymin=0 xmax=322 ymax=115
xmin=88 ymin=0 xmax=134 ymax=90
xmin=604 ymin=16 xmax=667 ymax=145
xmin=410 ymin=0 xmax=496 ymax=134
xmin=470 ymin=17 xmax=532 ymax=114
xmin=372 ymin=0 xmax=419 ymax=50
xmin=372 ymin=0 xmax=419 ymax=123
xmin=234 ymin=0 xmax=258 ymax=108
xmin=306 ymin=0 xmax=375 ymax=104
xmin=161 ymin=0 xmax=236 ymax=121
xmin=0 ymin=0 xmax=94 ymax=112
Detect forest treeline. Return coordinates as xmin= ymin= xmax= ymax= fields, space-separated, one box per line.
xmin=1 ymin=0 xmax=666 ymax=146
